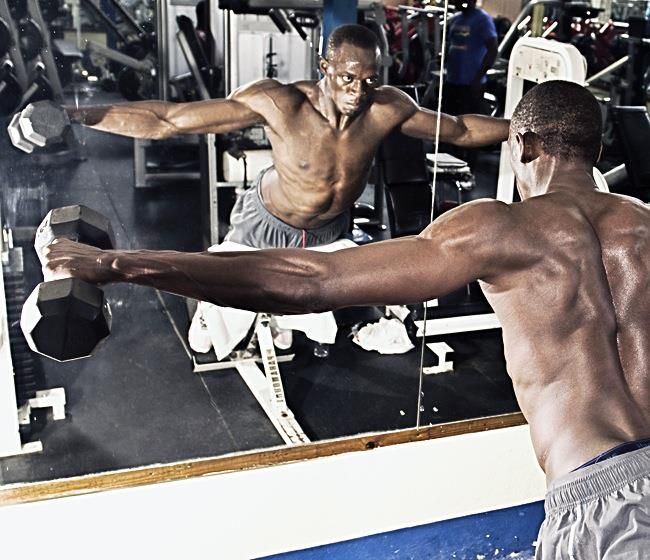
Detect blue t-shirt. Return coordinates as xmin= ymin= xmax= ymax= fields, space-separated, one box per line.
xmin=446 ymin=8 xmax=497 ymax=86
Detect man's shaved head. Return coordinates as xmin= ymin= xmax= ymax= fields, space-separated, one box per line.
xmin=511 ymin=80 xmax=602 ymax=164
xmin=325 ymin=24 xmax=380 ymax=61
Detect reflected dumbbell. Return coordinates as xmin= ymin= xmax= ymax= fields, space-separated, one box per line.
xmin=21 ymin=205 xmax=115 ymax=362
xmin=8 ymin=99 xmax=69 ymax=153
xmin=17 ymin=17 xmax=43 ymax=61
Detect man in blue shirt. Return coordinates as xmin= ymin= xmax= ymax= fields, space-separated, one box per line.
xmin=444 ymin=0 xmax=498 ymax=116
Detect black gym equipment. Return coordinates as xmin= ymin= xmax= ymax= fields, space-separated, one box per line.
xmin=0 ymin=15 xmax=11 ymax=57
xmin=611 ymin=106 xmax=650 ymax=199
xmin=21 ymin=205 xmax=115 ymax=362
xmin=379 ymin=129 xmax=432 ymax=238
xmin=17 ymin=17 xmax=43 ymax=60
xmin=0 ymin=60 xmax=23 ymax=116
xmin=176 ymin=14 xmax=221 ymax=99
xmin=19 ymin=61 xmax=53 ymax=107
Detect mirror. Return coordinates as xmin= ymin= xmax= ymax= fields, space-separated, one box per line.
xmin=0 ymin=0 xmax=524 ymax=500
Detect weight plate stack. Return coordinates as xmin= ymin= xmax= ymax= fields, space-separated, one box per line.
xmin=2 ymin=245 xmax=44 ymax=440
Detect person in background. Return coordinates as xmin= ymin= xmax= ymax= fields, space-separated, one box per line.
xmin=443 ymin=0 xmax=498 ymax=166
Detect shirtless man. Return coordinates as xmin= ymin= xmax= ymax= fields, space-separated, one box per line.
xmin=44 ymin=81 xmax=650 ymax=556
xmin=10 ymin=24 xmax=508 ymax=248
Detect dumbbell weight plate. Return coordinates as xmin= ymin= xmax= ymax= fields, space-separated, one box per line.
xmin=8 ymin=112 xmax=34 ymax=153
xmin=35 ymin=205 xmax=116 ymax=263
xmin=19 ymin=100 xmax=70 ymax=147
xmin=18 ymin=18 xmax=43 ymax=61
xmin=21 ymin=278 xmax=112 ymax=362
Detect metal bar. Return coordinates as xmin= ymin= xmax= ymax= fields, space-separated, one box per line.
xmin=85 ymin=39 xmax=153 ymax=72
xmin=133 ymin=139 xmax=148 ymax=188
xmin=0 ymin=0 xmax=28 ymax=89
xmin=585 ymin=55 xmax=629 ymax=85
xmin=206 ymin=133 xmax=220 ymax=245
xmin=414 ymin=313 xmax=501 ymax=337
xmin=156 ymin=0 xmax=169 ymax=100
xmin=176 ymin=31 xmax=211 ymax=100
xmin=27 ymin=0 xmax=64 ymax=101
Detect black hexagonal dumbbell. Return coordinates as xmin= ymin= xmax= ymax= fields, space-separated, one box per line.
xmin=8 ymin=98 xmax=69 ymax=153
xmin=20 ymin=205 xmax=115 ymax=362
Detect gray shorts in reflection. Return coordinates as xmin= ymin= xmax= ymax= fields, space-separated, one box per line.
xmin=225 ymin=168 xmax=350 ymax=249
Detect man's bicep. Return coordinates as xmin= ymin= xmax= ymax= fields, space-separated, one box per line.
xmin=165 ymin=98 xmax=264 ymax=134
xmin=322 ymin=228 xmax=484 ymax=309
xmin=400 ymin=108 xmax=465 ymax=142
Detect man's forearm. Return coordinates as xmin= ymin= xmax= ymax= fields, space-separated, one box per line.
xmin=98 ymin=248 xmax=332 ymax=314
xmin=65 ymin=101 xmax=178 ymax=140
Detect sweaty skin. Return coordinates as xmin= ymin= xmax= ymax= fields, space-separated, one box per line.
xmin=64 ymin=42 xmax=508 ymax=230
xmin=44 ymin=130 xmax=650 ymax=484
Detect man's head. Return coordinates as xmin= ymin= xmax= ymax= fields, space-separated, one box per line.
xmin=509 ymin=80 xmax=602 ymax=191
xmin=320 ymin=24 xmax=381 ymax=117
xmin=459 ymin=0 xmax=477 ymax=14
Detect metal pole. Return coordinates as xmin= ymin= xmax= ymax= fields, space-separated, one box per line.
xmin=156 ymin=0 xmax=169 ymax=100
xmin=224 ymin=9 xmax=232 ymax=95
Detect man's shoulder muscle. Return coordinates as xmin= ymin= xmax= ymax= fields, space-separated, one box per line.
xmin=372 ymin=86 xmax=419 ymax=123
xmin=422 ymin=199 xmax=515 ymax=254
xmin=229 ymin=79 xmax=308 ymax=109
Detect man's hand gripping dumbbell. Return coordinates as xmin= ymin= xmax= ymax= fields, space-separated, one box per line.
xmin=21 ymin=205 xmax=115 ymax=361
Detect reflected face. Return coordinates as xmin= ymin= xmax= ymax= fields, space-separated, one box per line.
xmin=320 ymin=43 xmax=381 ymax=117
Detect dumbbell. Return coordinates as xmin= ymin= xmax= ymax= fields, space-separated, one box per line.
xmin=21 ymin=205 xmax=115 ymax=362
xmin=8 ymin=99 xmax=69 ymax=153
xmin=17 ymin=18 xmax=43 ymax=61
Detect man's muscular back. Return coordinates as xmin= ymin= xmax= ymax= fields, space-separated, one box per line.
xmin=231 ymin=80 xmax=418 ymax=228
xmin=481 ymin=190 xmax=650 ymax=481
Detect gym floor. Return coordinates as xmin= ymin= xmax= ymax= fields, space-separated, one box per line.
xmin=0 ymin=90 xmax=519 ymax=485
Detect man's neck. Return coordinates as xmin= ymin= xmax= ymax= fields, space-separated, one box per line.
xmin=521 ymin=159 xmax=597 ymax=199
xmin=316 ymin=81 xmax=353 ymax=131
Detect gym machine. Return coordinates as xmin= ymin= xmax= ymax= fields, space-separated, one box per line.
xmin=0 ymin=209 xmax=66 ymax=459
xmin=0 ymin=0 xmax=64 ymax=117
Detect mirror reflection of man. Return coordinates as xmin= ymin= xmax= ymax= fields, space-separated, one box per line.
xmin=10 ymin=24 xmax=508 ymax=356
xmin=11 ymin=24 xmax=509 ymax=250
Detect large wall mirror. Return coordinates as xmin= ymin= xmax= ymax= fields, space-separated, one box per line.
xmin=0 ymin=0 xmax=531 ymax=503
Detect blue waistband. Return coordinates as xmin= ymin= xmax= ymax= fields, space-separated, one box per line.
xmin=574 ymin=437 xmax=650 ymax=471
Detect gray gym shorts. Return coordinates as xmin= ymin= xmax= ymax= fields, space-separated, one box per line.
xmin=535 ymin=446 xmax=650 ymax=559
xmin=224 ymin=167 xmax=350 ymax=249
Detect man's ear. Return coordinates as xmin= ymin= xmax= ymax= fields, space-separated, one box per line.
xmin=319 ymin=57 xmax=328 ymax=76
xmin=517 ymin=131 xmax=542 ymax=164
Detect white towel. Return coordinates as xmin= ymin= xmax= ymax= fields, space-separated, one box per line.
xmin=352 ymin=317 xmax=414 ymax=355
xmin=188 ymin=239 xmax=357 ymax=360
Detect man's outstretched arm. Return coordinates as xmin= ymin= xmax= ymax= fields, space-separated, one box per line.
xmin=64 ymin=79 xmax=280 ymax=140
xmin=400 ymin=105 xmax=509 ymax=148
xmin=43 ymin=200 xmax=514 ymax=314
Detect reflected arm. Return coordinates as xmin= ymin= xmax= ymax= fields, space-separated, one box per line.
xmin=45 ymin=201 xmax=514 ymax=314
xmin=400 ymin=107 xmax=509 ymax=147
xmin=63 ymin=79 xmax=280 ymax=139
